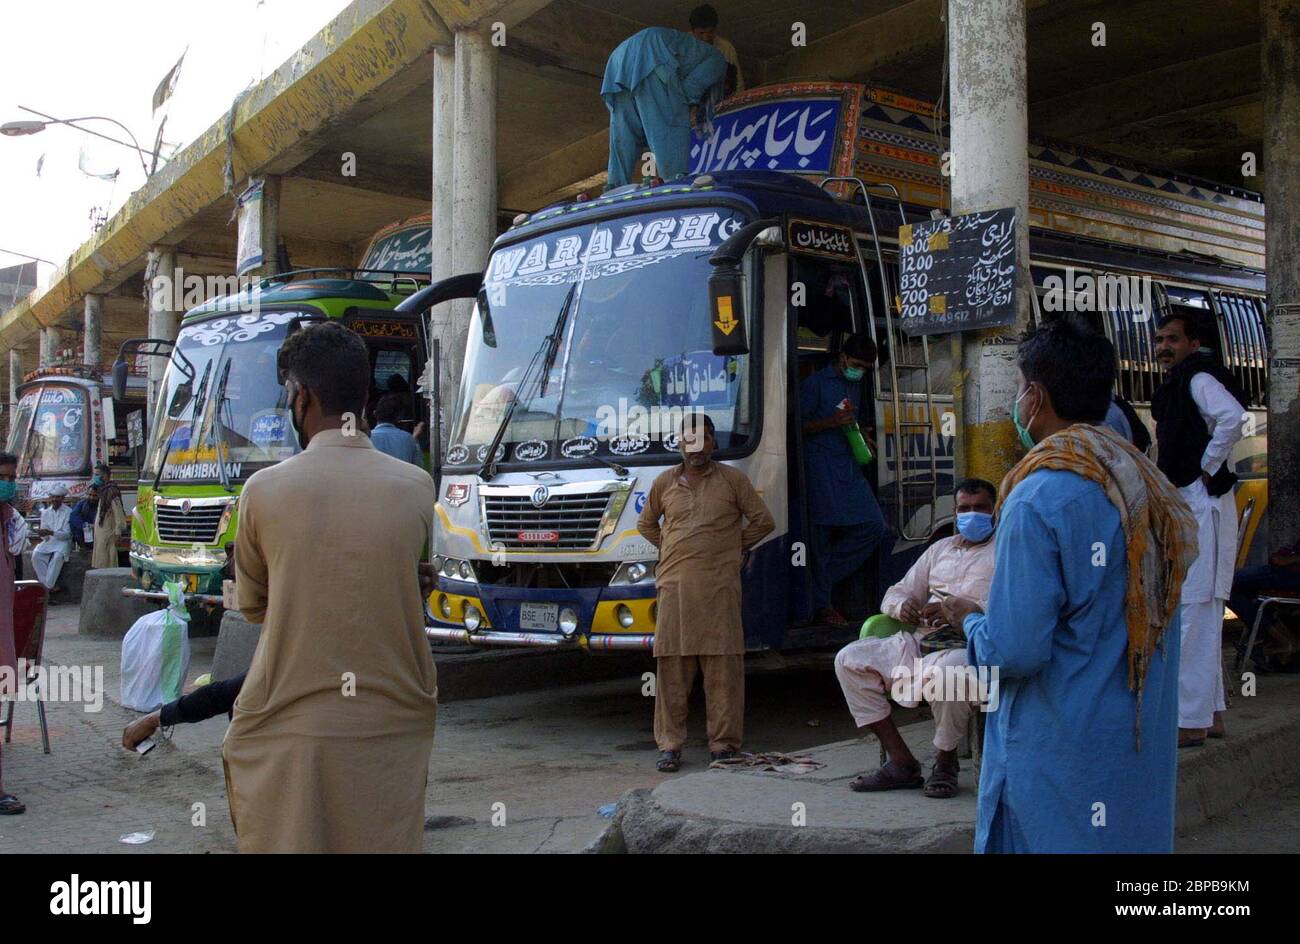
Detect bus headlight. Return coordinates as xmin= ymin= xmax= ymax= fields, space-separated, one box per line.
xmin=432 ymin=555 xmax=446 ymax=573
xmin=616 ymin=604 xmax=635 ymax=628
xmin=458 ymin=560 xmax=474 ymax=581
xmin=559 ymin=607 xmax=579 ymax=636
xmin=463 ymin=604 xmax=482 ymax=632
xmin=439 ymin=595 xmax=453 ymax=619
xmin=627 ymin=562 xmax=647 ymax=582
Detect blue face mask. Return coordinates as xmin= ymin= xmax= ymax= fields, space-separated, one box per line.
xmin=91 ymin=475 xmax=105 ymax=488
xmin=843 ymin=366 xmax=865 ymax=382
xmin=0 ymin=481 xmax=17 ymax=503
xmin=956 ymin=511 xmax=995 ymax=543
xmin=1012 ymin=385 xmax=1038 ymax=450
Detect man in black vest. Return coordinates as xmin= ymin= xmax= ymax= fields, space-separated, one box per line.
xmin=1152 ymin=312 xmax=1247 ymax=748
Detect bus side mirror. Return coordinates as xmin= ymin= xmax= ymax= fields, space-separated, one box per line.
xmin=709 ymin=264 xmax=749 ymax=356
xmin=112 ymin=357 xmax=129 ymax=402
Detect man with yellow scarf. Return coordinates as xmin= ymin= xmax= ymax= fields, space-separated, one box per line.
xmin=942 ymin=318 xmax=1197 ymax=853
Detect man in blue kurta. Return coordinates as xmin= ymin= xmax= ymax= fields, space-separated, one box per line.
xmin=799 ymin=333 xmax=887 ymax=625
xmin=942 ymin=319 xmax=1197 ymax=853
xmin=601 ymin=27 xmax=727 ymax=188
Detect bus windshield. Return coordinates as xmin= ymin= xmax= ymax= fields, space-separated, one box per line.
xmin=143 ymin=312 xmax=304 ymax=484
xmin=447 ymin=206 xmax=755 ymax=467
xmin=8 ymin=384 xmax=91 ymax=478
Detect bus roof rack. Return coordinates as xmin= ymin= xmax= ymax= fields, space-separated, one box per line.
xmin=258 ymin=267 xmax=432 ymax=295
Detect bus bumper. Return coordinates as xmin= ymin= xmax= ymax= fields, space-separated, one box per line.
xmin=425 ymin=626 xmax=654 ymax=651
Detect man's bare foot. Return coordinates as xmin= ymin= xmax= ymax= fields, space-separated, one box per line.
xmin=1178 ymin=727 xmax=1207 ymax=748
xmin=1208 ymin=712 xmax=1226 ymax=739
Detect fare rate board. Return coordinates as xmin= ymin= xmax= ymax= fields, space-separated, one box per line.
xmin=896 ymin=207 xmax=1018 ymax=336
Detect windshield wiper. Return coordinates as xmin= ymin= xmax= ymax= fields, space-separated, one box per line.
xmin=209 ymin=359 xmax=234 ymax=493
xmin=477 ymin=282 xmax=577 ymax=481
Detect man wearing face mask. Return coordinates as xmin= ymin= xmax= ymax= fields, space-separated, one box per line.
xmin=222 ymin=321 xmax=438 ymax=853
xmin=800 ymin=333 xmax=887 ymax=626
xmin=833 ymin=479 xmax=997 ymax=798
xmin=940 ymin=318 xmax=1197 ymax=853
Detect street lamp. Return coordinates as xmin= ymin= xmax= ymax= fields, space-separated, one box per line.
xmin=0 ymin=106 xmax=160 ymax=177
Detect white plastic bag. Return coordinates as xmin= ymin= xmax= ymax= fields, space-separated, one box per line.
xmin=120 ymin=582 xmax=191 ymax=712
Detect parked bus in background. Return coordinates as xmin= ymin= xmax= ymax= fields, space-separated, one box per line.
xmin=7 ymin=362 xmax=149 ymax=554
xmin=119 ymin=216 xmax=434 ymax=600
xmin=410 ymin=82 xmax=1267 ymax=653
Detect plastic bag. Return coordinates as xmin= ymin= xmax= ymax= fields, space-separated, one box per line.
xmin=120 ymin=582 xmax=191 ymax=712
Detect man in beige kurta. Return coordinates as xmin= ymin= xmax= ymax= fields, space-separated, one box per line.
xmin=637 ymin=413 xmax=773 ymax=770
xmin=90 ymin=485 xmax=126 ymax=570
xmin=223 ymin=321 xmax=438 ymax=853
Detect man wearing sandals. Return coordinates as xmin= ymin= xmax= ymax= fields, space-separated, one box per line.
xmin=637 ymin=412 xmax=773 ymax=772
xmin=833 ymin=479 xmax=997 ymax=799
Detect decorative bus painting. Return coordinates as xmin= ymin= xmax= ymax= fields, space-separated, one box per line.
xmin=406 ymin=81 xmax=1267 ymax=654
xmin=7 ymin=364 xmax=150 ymax=547
xmin=115 ymin=224 xmax=434 ymax=602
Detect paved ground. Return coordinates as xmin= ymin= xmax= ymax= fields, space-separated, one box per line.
xmin=0 ymin=602 xmax=1292 ymax=853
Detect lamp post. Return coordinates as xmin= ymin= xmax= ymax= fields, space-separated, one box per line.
xmin=0 ymin=106 xmax=161 ymax=177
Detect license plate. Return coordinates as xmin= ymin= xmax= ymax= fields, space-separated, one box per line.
xmin=518 ymin=602 xmax=558 ymax=631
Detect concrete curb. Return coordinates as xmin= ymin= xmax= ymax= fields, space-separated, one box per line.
xmin=607 ymin=674 xmax=1300 ymax=853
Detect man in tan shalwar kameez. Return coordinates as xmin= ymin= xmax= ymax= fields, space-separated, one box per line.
xmin=223 ymin=322 xmax=437 ymax=853
xmin=637 ymin=412 xmax=773 ymax=772
xmin=91 ymin=468 xmax=127 ymax=570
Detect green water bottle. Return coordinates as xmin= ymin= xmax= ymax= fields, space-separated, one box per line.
xmin=839 ymin=398 xmax=873 ymax=465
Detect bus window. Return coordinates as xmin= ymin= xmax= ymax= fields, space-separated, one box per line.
xmin=368 ymin=344 xmax=422 ymax=432
xmin=1211 ymin=291 xmax=1268 ymax=408
xmin=22 ymin=385 xmax=90 ymax=477
xmin=791 ymin=256 xmax=860 ymax=353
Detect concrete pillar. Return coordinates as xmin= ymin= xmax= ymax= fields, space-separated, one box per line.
xmin=146 ymin=247 xmax=180 ymax=428
xmin=40 ymin=326 xmax=62 ymax=369
xmin=948 ymin=0 xmax=1033 ymax=485
xmin=8 ymin=350 xmax=21 ymax=441
xmin=429 ymin=44 xmax=457 ymax=442
xmin=445 ymin=29 xmax=498 ymax=427
xmin=83 ymin=293 xmax=103 ymax=369
xmin=1263 ymin=0 xmax=1300 ymax=551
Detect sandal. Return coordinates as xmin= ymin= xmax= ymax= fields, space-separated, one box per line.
xmin=849 ymin=760 xmax=923 ymax=792
xmin=0 ymin=793 xmax=25 ymax=815
xmin=656 ymin=750 xmax=681 ymax=772
xmin=923 ymin=759 xmax=960 ymax=799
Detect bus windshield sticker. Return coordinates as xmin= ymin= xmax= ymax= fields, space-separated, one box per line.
xmin=486 ymin=211 xmax=744 ymax=291
xmin=446 ymin=444 xmax=470 ymax=465
xmin=661 ymin=351 xmax=735 ymax=407
xmin=250 ymin=411 xmax=289 ymax=447
xmin=514 ymin=439 xmax=549 ymax=462
xmin=560 ymin=436 xmax=598 ymax=459
xmin=609 ymin=434 xmax=650 ymax=457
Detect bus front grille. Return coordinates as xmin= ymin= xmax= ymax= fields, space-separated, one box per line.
xmin=156 ymin=504 xmax=226 ymax=544
xmin=483 ymin=493 xmax=612 ymax=549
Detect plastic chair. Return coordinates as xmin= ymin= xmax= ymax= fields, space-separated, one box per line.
xmin=1 ymin=581 xmax=51 ymax=754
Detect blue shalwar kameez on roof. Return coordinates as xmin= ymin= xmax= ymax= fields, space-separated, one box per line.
xmin=601 ymin=27 xmax=726 ymax=187
xmin=963 ymin=469 xmax=1180 ymax=853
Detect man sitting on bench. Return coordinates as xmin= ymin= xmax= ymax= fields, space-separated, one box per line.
xmin=833 ymin=478 xmax=998 ymax=798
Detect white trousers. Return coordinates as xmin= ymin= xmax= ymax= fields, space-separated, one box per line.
xmin=31 ymin=540 xmax=69 ymax=590
xmin=834 ymin=633 xmax=976 ymax=752
xmin=1179 ymin=599 xmax=1227 ymax=729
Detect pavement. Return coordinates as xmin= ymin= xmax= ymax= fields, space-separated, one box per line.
xmin=3 ymin=602 xmax=1294 ymax=854
xmin=605 ymin=662 xmax=1300 ymax=854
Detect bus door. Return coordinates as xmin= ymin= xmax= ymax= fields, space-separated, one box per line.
xmin=787 ymin=246 xmax=879 ymax=626
xmin=344 ymin=309 xmax=429 ymax=449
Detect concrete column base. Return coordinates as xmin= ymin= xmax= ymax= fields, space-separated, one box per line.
xmin=78 ymin=568 xmax=160 ymax=637
xmin=212 ymin=610 xmax=263 ymax=682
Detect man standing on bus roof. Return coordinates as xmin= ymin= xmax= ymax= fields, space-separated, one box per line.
xmin=1152 ymin=312 xmax=1247 ymax=747
xmin=223 ymin=322 xmax=438 ymax=853
xmin=800 ymin=334 xmax=887 ymax=626
xmin=637 ymin=412 xmax=774 ymax=772
xmin=688 ymin=5 xmax=743 ymax=97
xmin=601 ymin=27 xmax=727 ymax=189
